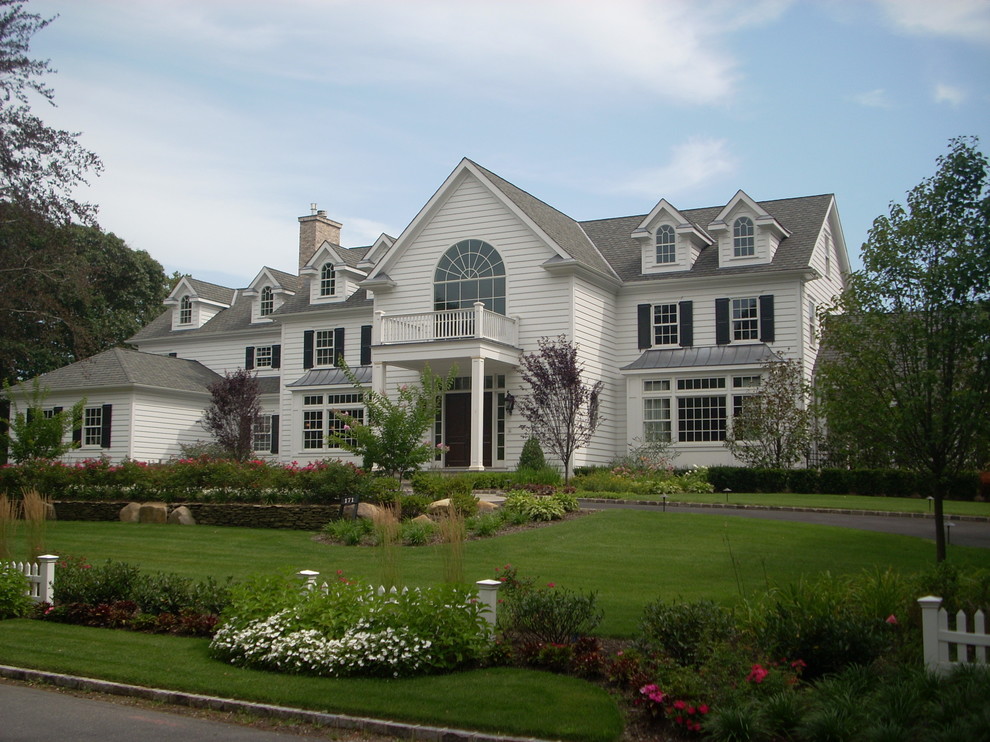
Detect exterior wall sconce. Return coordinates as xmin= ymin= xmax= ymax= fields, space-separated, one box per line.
xmin=505 ymin=392 xmax=515 ymax=414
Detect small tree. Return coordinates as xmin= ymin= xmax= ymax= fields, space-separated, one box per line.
xmin=517 ymin=335 xmax=603 ymax=482
xmin=202 ymin=369 xmax=261 ymax=461
xmin=328 ymin=362 xmax=455 ymax=480
xmin=723 ymin=358 xmax=813 ymax=468
xmin=0 ymin=378 xmax=82 ymax=461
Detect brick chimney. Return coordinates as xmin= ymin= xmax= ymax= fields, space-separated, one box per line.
xmin=298 ymin=205 xmax=342 ymax=270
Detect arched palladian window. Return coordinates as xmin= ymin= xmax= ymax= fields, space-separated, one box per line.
xmin=733 ymin=216 xmax=755 ymax=257
xmin=434 ymin=239 xmax=506 ymax=315
xmin=320 ymin=263 xmax=335 ymax=297
xmin=179 ymin=295 xmax=192 ymax=325
xmin=655 ymin=224 xmax=676 ymax=264
xmin=260 ymin=286 xmax=274 ymax=316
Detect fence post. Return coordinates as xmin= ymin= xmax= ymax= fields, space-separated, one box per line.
xmin=475 ymin=578 xmax=501 ymax=632
xmin=36 ymin=554 xmax=58 ymax=604
xmin=297 ymin=569 xmax=319 ymax=592
xmin=918 ymin=595 xmax=944 ymax=674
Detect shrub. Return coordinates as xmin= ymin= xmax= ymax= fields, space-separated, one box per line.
xmin=397 ymin=494 xmax=433 ymax=519
xmin=638 ymin=598 xmax=736 ymax=667
xmin=500 ymin=583 xmax=603 ymax=645
xmin=512 ymin=466 xmax=562 ymax=486
xmin=130 ymin=571 xmax=194 ymax=615
xmin=467 ymin=512 xmax=504 ymax=538
xmin=551 ymin=490 xmax=580 ymax=513
xmin=364 ymin=476 xmax=402 ymax=505
xmin=55 ymin=557 xmax=140 ymax=606
xmin=0 ymin=564 xmax=33 ymax=619
xmin=518 ymin=437 xmax=547 ymax=470
xmin=502 ymin=490 xmax=565 ymax=521
xmin=447 ymin=490 xmax=479 ymax=517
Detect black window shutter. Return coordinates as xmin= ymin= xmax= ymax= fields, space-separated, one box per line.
xmin=637 ymin=304 xmax=653 ymax=349
xmin=271 ymin=345 xmax=281 ymax=369
xmin=334 ymin=327 xmax=345 ymax=366
xmin=303 ymin=331 xmax=314 ymax=369
xmin=26 ymin=408 xmax=35 ymax=423
xmin=245 ymin=347 xmax=255 ymax=370
xmin=270 ymin=414 xmax=280 ymax=454
xmin=715 ymin=298 xmax=730 ymax=345
xmin=678 ymin=301 xmax=693 ymax=347
xmin=72 ymin=424 xmax=82 ymax=445
xmin=53 ymin=406 xmax=63 ymax=414
xmin=101 ymin=404 xmax=112 ymax=448
xmin=759 ymin=295 xmax=775 ymax=343
xmin=360 ymin=325 xmax=372 ymax=366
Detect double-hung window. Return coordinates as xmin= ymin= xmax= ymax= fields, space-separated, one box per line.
xmin=652 ymin=303 xmax=679 ymax=346
xmin=320 ymin=263 xmax=335 ymax=297
xmin=253 ymin=415 xmax=273 ymax=452
xmin=733 ymin=216 xmax=755 ymax=257
xmin=260 ymin=286 xmax=274 ymax=316
xmin=83 ymin=406 xmax=103 ymax=447
xmin=731 ymin=298 xmax=759 ymax=340
xmin=315 ymin=331 xmax=336 ymax=366
xmin=254 ymin=345 xmax=273 ymax=368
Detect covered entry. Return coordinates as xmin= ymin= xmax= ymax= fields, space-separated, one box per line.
xmin=443 ymin=391 xmax=493 ymax=468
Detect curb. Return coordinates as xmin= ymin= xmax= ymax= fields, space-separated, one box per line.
xmin=576 ymin=498 xmax=990 ymax=523
xmin=0 ymin=665 xmax=549 ymax=742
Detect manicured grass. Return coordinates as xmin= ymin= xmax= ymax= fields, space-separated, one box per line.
xmin=10 ymin=510 xmax=987 ymax=636
xmin=0 ymin=620 xmax=622 ymax=742
xmin=583 ymin=490 xmax=990 ymax=517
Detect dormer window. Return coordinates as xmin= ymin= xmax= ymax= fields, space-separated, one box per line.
xmin=733 ymin=217 xmax=755 ymax=257
xmin=260 ymin=286 xmax=274 ymax=316
xmin=655 ymin=225 xmax=676 ymax=264
xmin=319 ymin=263 xmax=336 ymax=297
xmin=179 ymin=295 xmax=192 ymax=325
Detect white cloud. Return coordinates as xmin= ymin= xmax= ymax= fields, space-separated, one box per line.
xmin=934 ymin=83 xmax=967 ymax=106
xmin=853 ymin=88 xmax=893 ymax=108
xmin=614 ymin=137 xmax=738 ymax=200
xmin=874 ymin=0 xmax=990 ymax=44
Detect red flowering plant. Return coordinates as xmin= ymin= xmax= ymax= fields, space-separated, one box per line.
xmin=635 ymin=684 xmax=711 ymax=736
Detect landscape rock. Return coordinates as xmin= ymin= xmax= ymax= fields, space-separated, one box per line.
xmin=168 ymin=505 xmax=196 ymax=525
xmin=138 ymin=502 xmax=168 ymax=524
xmin=119 ymin=502 xmax=141 ymax=522
xmin=355 ymin=501 xmax=382 ymax=520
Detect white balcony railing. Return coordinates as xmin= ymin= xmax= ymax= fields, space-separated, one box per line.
xmin=378 ymin=303 xmax=517 ymax=347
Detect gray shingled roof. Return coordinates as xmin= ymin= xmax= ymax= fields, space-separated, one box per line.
xmin=583 ymin=194 xmax=834 ymax=283
xmin=35 ymin=348 xmax=221 ymax=393
xmin=470 ymin=161 xmax=618 ymax=280
xmin=622 ymin=344 xmax=782 ymax=370
xmin=286 ymin=366 xmax=372 ymax=388
xmin=274 ymin=287 xmax=374 ymax=317
xmin=185 ymin=277 xmax=236 ymax=305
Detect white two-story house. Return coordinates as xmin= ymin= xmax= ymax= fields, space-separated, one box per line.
xmin=24 ymin=158 xmax=850 ymax=470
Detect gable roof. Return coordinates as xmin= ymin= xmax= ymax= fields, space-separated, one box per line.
xmin=34 ymin=348 xmax=221 ymax=393
xmin=468 ymin=161 xmax=617 ymax=279
xmin=173 ymin=277 xmax=236 ymax=305
xmin=583 ymin=193 xmax=834 ymax=283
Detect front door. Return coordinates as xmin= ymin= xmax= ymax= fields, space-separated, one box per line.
xmin=443 ymin=392 xmax=493 ymax=468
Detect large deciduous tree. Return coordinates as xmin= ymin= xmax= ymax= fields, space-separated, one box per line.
xmin=203 ymin=370 xmax=262 ymax=461
xmin=0 ymin=0 xmax=102 ymax=224
xmin=818 ymin=136 xmax=990 ymax=562
xmin=517 ymin=335 xmax=603 ymax=482
xmin=723 ymin=358 xmax=813 ymax=469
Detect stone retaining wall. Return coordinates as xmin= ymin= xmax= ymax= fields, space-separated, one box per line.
xmin=53 ymin=501 xmax=340 ymax=530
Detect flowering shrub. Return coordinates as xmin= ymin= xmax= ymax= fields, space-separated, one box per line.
xmin=0 ymin=457 xmax=370 ymax=505
xmin=496 ymin=567 xmax=602 ymax=646
xmin=637 ymin=684 xmax=711 ymax=735
xmin=210 ymin=574 xmax=492 ymax=677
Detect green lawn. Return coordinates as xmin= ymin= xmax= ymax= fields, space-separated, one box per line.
xmin=581 ymin=490 xmax=990 ymax=517
xmin=0 ymin=621 xmax=622 ymax=742
xmin=9 ymin=509 xmax=988 ymax=636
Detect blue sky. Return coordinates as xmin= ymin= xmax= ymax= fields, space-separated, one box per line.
xmin=29 ymin=0 xmax=990 ymax=287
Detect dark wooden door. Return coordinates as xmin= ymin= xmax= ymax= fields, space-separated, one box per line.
xmin=443 ymin=392 xmax=493 ymax=468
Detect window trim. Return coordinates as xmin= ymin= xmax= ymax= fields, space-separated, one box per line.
xmin=260 ymin=286 xmax=274 ymax=317
xmin=179 ymin=295 xmax=192 ymax=325
xmin=319 ymin=263 xmax=336 ymax=297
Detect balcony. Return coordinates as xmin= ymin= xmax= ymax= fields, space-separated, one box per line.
xmin=378 ymin=304 xmax=518 ymax=347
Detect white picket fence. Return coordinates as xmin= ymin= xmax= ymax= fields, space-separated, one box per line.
xmin=296 ymin=569 xmax=502 ymax=628
xmin=4 ymin=554 xmax=58 ymax=604
xmin=918 ymin=595 xmax=989 ymax=675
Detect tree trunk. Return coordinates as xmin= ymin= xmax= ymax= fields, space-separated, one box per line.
xmin=933 ymin=492 xmax=946 ymax=563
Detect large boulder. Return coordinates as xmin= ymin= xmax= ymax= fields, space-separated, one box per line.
xmin=168 ymin=505 xmax=196 ymax=525
xmin=119 ymin=502 xmax=142 ymax=522
xmin=138 ymin=502 xmax=168 ymax=524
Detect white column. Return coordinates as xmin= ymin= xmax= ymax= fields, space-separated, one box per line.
xmin=372 ymin=361 xmax=387 ymax=396
xmin=918 ymin=595 xmax=944 ymax=674
xmin=475 ymin=578 xmax=502 ymax=633
xmin=469 ymin=356 xmax=485 ymax=470
xmin=36 ymin=554 xmax=58 ymax=604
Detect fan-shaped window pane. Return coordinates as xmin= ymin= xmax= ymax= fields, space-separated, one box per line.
xmin=434 ymin=239 xmax=505 ymax=315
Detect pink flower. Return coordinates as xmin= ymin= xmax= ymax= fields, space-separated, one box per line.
xmin=547 ymin=582 xmax=556 ymax=588
xmin=885 ymin=614 xmax=898 ymax=625
xmin=673 ymin=699 xmax=686 ymax=710
xmin=747 ymin=664 xmax=769 ymax=684
xmin=698 ymin=704 xmax=710 ymax=715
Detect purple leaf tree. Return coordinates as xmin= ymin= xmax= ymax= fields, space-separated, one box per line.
xmin=516 ymin=335 xmax=603 ymax=482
